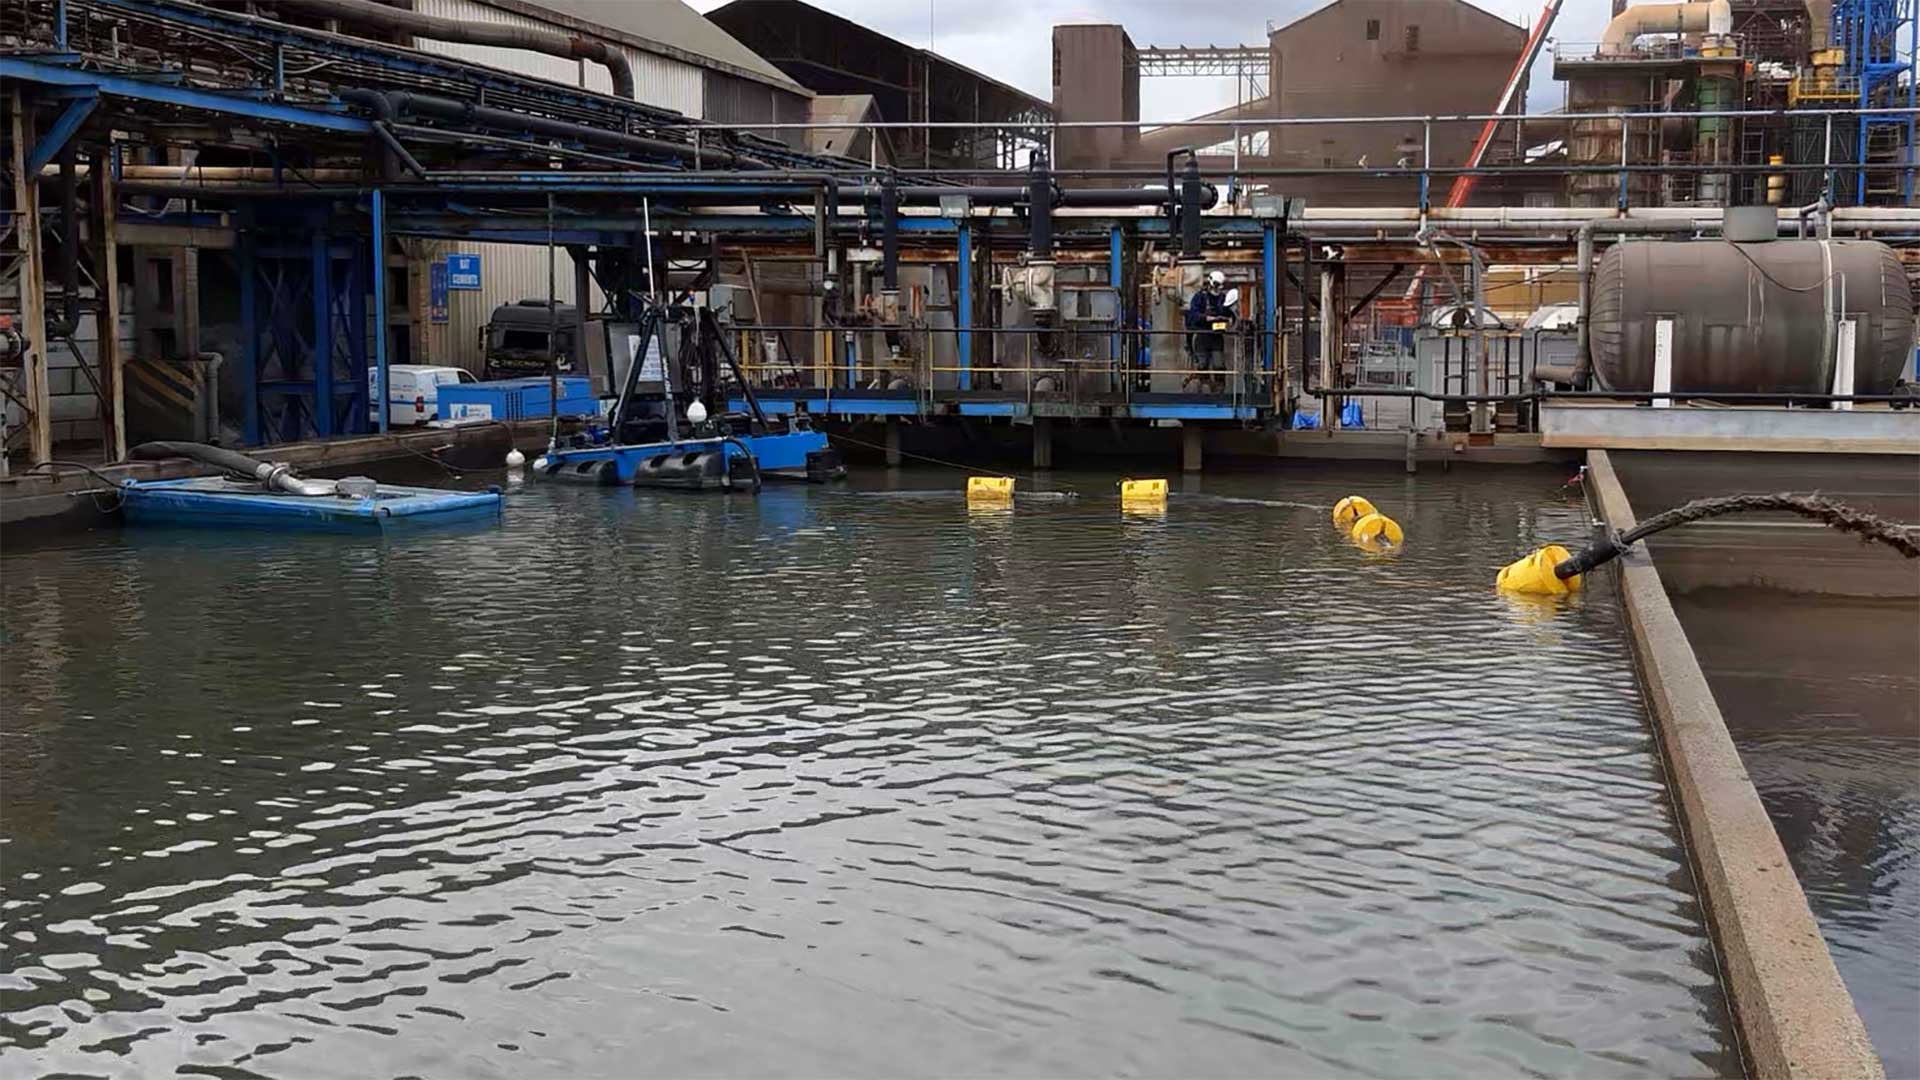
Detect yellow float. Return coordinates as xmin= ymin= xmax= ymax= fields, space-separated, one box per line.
xmin=1496 ymin=545 xmax=1583 ymax=596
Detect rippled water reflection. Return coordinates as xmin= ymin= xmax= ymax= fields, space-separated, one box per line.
xmin=2 ymin=467 xmax=1734 ymax=1077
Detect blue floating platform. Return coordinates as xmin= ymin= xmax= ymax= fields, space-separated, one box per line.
xmin=120 ymin=477 xmax=503 ymax=531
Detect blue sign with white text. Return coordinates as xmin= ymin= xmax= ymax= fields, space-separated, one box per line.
xmin=447 ymin=253 xmax=482 ymax=290
xmin=429 ymin=260 xmax=449 ymax=323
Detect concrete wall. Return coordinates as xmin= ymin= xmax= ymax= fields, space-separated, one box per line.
xmin=0 ymin=277 xmax=133 ymax=448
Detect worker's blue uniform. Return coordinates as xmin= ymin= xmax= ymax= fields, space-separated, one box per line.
xmin=1186 ymin=288 xmax=1228 ymax=372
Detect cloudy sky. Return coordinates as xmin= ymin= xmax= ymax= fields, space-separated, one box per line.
xmin=687 ymin=0 xmax=1613 ymax=118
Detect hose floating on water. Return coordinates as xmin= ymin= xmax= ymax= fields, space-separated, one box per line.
xmin=1499 ymin=492 xmax=1919 ymax=595
xmin=130 ymin=441 xmax=340 ymax=497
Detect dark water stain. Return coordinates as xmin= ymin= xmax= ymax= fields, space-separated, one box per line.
xmin=1 ymin=467 xmax=1735 ymax=1077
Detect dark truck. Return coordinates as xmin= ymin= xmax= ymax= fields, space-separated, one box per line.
xmin=480 ymin=299 xmax=579 ymax=379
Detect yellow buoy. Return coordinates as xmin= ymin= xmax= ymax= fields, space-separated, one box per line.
xmin=1332 ymin=495 xmax=1377 ymax=529
xmin=1496 ymin=544 xmax=1582 ymax=596
xmin=1349 ymin=512 xmax=1404 ymax=552
xmin=1120 ymin=478 xmax=1168 ymax=508
xmin=967 ymin=476 xmax=1015 ymax=503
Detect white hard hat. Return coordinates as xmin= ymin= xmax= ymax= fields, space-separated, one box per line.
xmin=1206 ymin=270 xmax=1226 ymax=288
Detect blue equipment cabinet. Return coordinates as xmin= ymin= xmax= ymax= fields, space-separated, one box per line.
xmin=438 ymin=377 xmax=601 ymax=422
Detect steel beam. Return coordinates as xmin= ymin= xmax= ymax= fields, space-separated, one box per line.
xmin=26 ymin=91 xmax=97 ymax=176
xmin=0 ymin=57 xmax=371 ymax=134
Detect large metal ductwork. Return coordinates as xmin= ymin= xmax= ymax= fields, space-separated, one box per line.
xmin=265 ymin=0 xmax=635 ymax=99
xmin=1599 ymin=0 xmax=1732 ymax=53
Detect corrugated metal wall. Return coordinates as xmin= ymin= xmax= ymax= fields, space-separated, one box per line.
xmin=704 ymin=71 xmax=807 ymax=148
xmin=410 ymin=0 xmax=704 ymax=116
xmin=423 ymin=240 xmax=575 ymax=371
xmin=407 ymin=0 xmax=702 ymax=368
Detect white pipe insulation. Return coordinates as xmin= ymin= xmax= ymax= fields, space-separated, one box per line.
xmin=1600 ymin=0 xmax=1733 ymax=53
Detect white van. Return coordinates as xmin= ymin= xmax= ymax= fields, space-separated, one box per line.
xmin=368 ymin=365 xmax=476 ymax=427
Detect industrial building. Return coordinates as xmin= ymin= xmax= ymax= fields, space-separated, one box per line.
xmin=707 ymin=0 xmax=1055 ymax=169
xmin=1055 ymin=0 xmax=1538 ymax=205
xmin=1555 ymin=0 xmax=1916 ymax=209
xmin=2 ymin=0 xmax=1916 ymax=473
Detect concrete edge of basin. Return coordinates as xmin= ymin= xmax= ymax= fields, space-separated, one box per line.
xmin=1586 ymin=448 xmax=1884 ymax=1080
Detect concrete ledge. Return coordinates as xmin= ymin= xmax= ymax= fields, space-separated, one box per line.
xmin=1545 ymin=405 xmax=1920 ymax=454
xmin=1587 ymin=449 xmax=1884 ymax=1080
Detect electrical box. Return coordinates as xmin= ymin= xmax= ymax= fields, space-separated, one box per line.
xmin=438 ymin=377 xmax=600 ymax=422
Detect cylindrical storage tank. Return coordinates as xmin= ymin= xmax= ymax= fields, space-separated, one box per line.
xmin=1589 ymin=239 xmax=1914 ymax=396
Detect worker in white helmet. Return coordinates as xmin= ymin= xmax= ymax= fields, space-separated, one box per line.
xmin=1185 ymin=270 xmax=1233 ymax=390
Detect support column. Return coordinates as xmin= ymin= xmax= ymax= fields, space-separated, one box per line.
xmin=1261 ymin=223 xmax=1279 ymax=381
xmin=1181 ymin=422 xmax=1203 ymax=473
xmin=10 ymin=89 xmax=52 ymax=464
xmin=956 ymin=224 xmax=972 ymax=391
xmin=1319 ymin=265 xmax=1340 ymax=433
xmin=371 ymin=188 xmax=389 ymax=434
xmin=884 ymin=415 xmax=902 ymax=466
xmin=406 ymin=238 xmax=433 ymax=368
xmin=91 ymin=150 xmax=124 ymax=460
xmin=237 ymin=205 xmax=259 ymax=445
xmin=310 ymin=228 xmax=333 ymax=436
xmin=1108 ymin=225 xmax=1122 ymax=374
xmin=1032 ymin=416 xmax=1053 ymax=469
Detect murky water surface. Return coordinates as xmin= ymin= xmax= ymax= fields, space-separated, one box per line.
xmin=1668 ymin=588 xmax=1920 ymax=1079
xmin=1 ymin=467 xmax=1735 ymax=1077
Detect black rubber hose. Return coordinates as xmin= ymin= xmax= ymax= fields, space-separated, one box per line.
xmin=1554 ymin=493 xmax=1919 ymax=579
xmin=721 ymin=437 xmax=762 ymax=493
xmin=131 ymin=440 xmax=271 ymax=477
xmin=48 ymin=146 xmax=80 ymax=337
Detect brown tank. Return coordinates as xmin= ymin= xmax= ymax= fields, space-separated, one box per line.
xmin=1589 ymin=238 xmax=1915 ymax=395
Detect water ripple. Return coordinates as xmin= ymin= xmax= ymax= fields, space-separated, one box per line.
xmin=1 ymin=468 xmax=1734 ymax=1077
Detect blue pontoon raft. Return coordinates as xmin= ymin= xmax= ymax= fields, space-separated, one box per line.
xmin=121 ymin=442 xmax=502 ymax=531
xmin=535 ymin=305 xmax=842 ymax=492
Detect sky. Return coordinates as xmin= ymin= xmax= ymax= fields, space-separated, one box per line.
xmin=686 ymin=0 xmax=1614 ymax=119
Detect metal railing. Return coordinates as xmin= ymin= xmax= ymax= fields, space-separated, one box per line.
xmin=1552 ymin=36 xmax=1748 ymax=63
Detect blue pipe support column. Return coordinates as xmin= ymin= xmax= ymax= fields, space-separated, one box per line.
xmin=54 ymin=0 xmax=68 ymax=50
xmin=956 ymin=224 xmax=972 ymax=391
xmin=239 ymin=211 xmax=261 ymax=446
xmin=1108 ymin=225 xmax=1123 ymax=377
xmin=348 ymin=247 xmax=368 ymax=433
xmin=371 ymin=189 xmax=389 ymax=435
xmin=1262 ymin=223 xmax=1279 ymax=374
xmin=310 ymin=230 xmax=334 ymax=436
